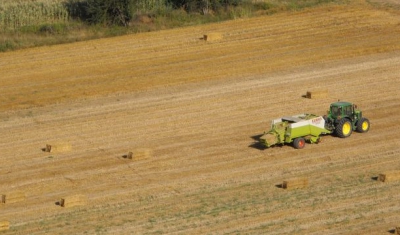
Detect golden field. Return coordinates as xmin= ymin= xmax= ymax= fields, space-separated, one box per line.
xmin=0 ymin=1 xmax=400 ymax=234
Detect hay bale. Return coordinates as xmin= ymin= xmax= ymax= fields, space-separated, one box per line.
xmin=203 ymin=33 xmax=223 ymax=42
xmin=60 ymin=194 xmax=87 ymax=208
xmin=282 ymin=178 xmax=308 ymax=189
xmin=378 ymin=171 xmax=400 ymax=182
xmin=45 ymin=142 xmax=72 ymax=153
xmin=306 ymin=89 xmax=328 ymax=99
xmin=0 ymin=191 xmax=26 ymax=204
xmin=126 ymin=148 xmax=153 ymax=161
xmin=0 ymin=221 xmax=9 ymax=232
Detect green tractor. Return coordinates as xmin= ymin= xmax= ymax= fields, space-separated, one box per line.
xmin=324 ymin=101 xmax=370 ymax=138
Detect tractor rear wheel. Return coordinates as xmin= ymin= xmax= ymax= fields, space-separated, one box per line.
xmin=335 ymin=118 xmax=352 ymax=138
xmin=293 ymin=138 xmax=306 ymax=149
xmin=356 ymin=118 xmax=370 ymax=133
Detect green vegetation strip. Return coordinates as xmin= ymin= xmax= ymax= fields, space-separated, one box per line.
xmin=0 ymin=0 xmax=347 ymax=52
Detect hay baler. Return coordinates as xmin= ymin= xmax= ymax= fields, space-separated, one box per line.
xmin=259 ymin=114 xmax=331 ymax=149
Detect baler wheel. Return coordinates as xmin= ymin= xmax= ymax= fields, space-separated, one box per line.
xmin=293 ymin=138 xmax=306 ymax=149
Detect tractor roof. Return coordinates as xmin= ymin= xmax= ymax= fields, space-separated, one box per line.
xmin=331 ymin=101 xmax=352 ymax=107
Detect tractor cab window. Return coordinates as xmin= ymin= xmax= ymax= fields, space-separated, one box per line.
xmin=331 ymin=106 xmax=341 ymax=116
xmin=345 ymin=106 xmax=353 ymax=116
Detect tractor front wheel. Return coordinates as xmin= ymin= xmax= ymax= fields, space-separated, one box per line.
xmin=293 ymin=138 xmax=306 ymax=149
xmin=356 ymin=118 xmax=370 ymax=133
xmin=335 ymin=118 xmax=352 ymax=138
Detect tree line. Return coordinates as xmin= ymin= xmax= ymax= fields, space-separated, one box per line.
xmin=65 ymin=0 xmax=244 ymax=27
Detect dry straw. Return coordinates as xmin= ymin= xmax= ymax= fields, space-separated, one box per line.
xmin=60 ymin=194 xmax=87 ymax=208
xmin=378 ymin=171 xmax=400 ymax=183
xmin=306 ymin=89 xmax=328 ymax=99
xmin=126 ymin=148 xmax=153 ymax=161
xmin=203 ymin=33 xmax=223 ymax=42
xmin=45 ymin=142 xmax=72 ymax=153
xmin=395 ymin=226 xmax=400 ymax=235
xmin=282 ymin=178 xmax=308 ymax=189
xmin=0 ymin=191 xmax=26 ymax=204
xmin=263 ymin=134 xmax=277 ymax=146
xmin=0 ymin=221 xmax=10 ymax=232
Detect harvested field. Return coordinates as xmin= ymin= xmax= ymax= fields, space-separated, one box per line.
xmin=0 ymin=221 xmax=10 ymax=232
xmin=0 ymin=1 xmax=400 ymax=234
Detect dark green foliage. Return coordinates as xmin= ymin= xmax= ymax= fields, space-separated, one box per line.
xmin=0 ymin=40 xmax=15 ymax=52
xmin=253 ymin=2 xmax=275 ymax=11
xmin=86 ymin=0 xmax=132 ymax=26
xmin=38 ymin=24 xmax=68 ymax=35
xmin=18 ymin=23 xmax=68 ymax=35
xmin=64 ymin=0 xmax=91 ymax=21
xmin=168 ymin=0 xmax=244 ymax=14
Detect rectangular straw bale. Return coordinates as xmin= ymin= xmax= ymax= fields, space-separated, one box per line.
xmin=45 ymin=142 xmax=72 ymax=153
xmin=0 ymin=221 xmax=10 ymax=231
xmin=306 ymin=89 xmax=328 ymax=99
xmin=127 ymin=148 xmax=153 ymax=161
xmin=378 ymin=171 xmax=400 ymax=182
xmin=0 ymin=191 xmax=26 ymax=204
xmin=60 ymin=194 xmax=87 ymax=208
xmin=203 ymin=33 xmax=223 ymax=42
xmin=282 ymin=178 xmax=308 ymax=189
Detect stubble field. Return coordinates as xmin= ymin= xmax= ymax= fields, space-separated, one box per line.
xmin=0 ymin=1 xmax=400 ymax=234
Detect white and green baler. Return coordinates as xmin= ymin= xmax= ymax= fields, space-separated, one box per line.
xmin=259 ymin=113 xmax=331 ymax=149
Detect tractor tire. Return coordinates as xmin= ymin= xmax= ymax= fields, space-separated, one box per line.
xmin=356 ymin=118 xmax=370 ymax=133
xmin=335 ymin=118 xmax=352 ymax=138
xmin=293 ymin=138 xmax=306 ymax=149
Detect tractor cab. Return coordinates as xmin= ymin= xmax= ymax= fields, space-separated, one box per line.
xmin=328 ymin=101 xmax=358 ymax=120
xmin=324 ymin=101 xmax=369 ymax=138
